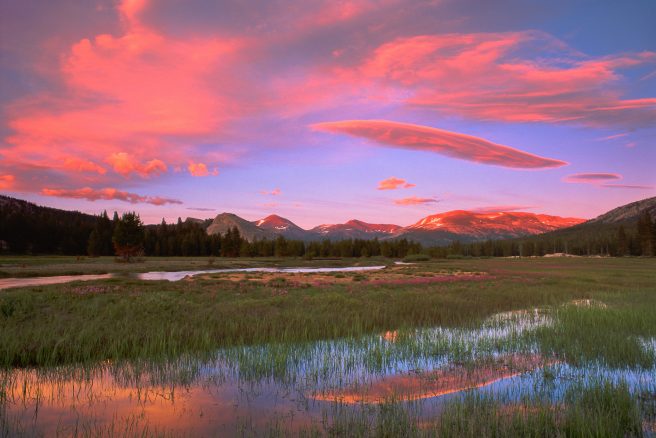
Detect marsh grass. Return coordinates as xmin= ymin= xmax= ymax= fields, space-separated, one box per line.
xmin=0 ymin=278 xmax=566 ymax=367
xmin=1 ymin=258 xmax=655 ymax=368
xmin=430 ymin=380 xmax=644 ymax=438
xmin=535 ymin=304 xmax=656 ymax=369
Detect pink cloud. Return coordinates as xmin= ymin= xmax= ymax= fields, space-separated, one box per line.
xmin=188 ymin=162 xmax=218 ymax=177
xmin=3 ymin=0 xmax=238 ymax=193
xmin=0 ymin=175 xmax=16 ymax=190
xmin=62 ymin=157 xmax=107 ymax=174
xmin=261 ymin=188 xmax=282 ymax=196
xmin=597 ymin=133 xmax=628 ymax=141
xmin=105 ymin=153 xmax=167 ymax=177
xmin=377 ymin=177 xmax=415 ymax=190
xmin=2 ymin=1 xmax=654 ymax=209
xmin=357 ymin=32 xmax=656 ymax=128
xmin=313 ymin=120 xmax=567 ymax=169
xmin=42 ymin=187 xmax=182 ymax=205
xmin=563 ymin=173 xmax=652 ymax=189
xmin=473 ymin=205 xmax=535 ymax=213
xmin=564 ymin=173 xmax=622 ymax=183
xmin=601 ymin=184 xmax=654 ymax=190
xmin=394 ymin=196 xmax=438 ymax=206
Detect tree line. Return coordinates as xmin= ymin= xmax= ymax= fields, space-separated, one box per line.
xmin=88 ymin=210 xmax=656 ymax=259
xmin=2 ymin=194 xmax=654 ymax=258
xmin=93 ymin=213 xmax=424 ymax=259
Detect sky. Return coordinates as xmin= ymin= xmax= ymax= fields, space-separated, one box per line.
xmin=0 ymin=0 xmax=654 ymax=228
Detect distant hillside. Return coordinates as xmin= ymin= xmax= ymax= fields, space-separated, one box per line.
xmin=0 ymin=195 xmax=101 ymax=254
xmin=585 ymin=196 xmax=656 ymax=225
xmin=522 ymin=196 xmax=655 ymax=242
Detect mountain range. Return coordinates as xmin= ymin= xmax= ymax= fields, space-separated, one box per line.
xmin=204 ymin=209 xmax=587 ymax=246
xmin=2 ymin=195 xmax=654 ymax=250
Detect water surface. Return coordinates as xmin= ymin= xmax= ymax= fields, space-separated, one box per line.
xmin=3 ymin=307 xmax=654 ymax=435
xmin=137 ymin=265 xmax=387 ymax=281
xmin=0 ymin=265 xmax=387 ymax=290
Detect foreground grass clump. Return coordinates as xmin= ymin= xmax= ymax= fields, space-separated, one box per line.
xmin=536 ymin=303 xmax=656 ymax=368
xmin=0 ymin=257 xmax=654 ymax=368
xmin=434 ymin=381 xmax=644 ymax=438
xmin=316 ymin=381 xmax=650 ymax=438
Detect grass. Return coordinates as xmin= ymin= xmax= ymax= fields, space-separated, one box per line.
xmin=431 ymin=380 xmax=646 ymax=437
xmin=535 ymin=303 xmax=656 ymax=368
xmin=0 ymin=257 xmax=654 ymax=368
xmin=281 ymin=380 xmax=650 ymax=437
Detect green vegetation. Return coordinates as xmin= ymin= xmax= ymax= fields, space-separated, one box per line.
xmin=1 ymin=257 xmax=654 ymax=368
xmin=536 ymin=303 xmax=656 ymax=368
xmin=111 ymin=211 xmax=145 ymax=261
xmin=402 ymin=253 xmax=430 ymax=262
xmin=313 ymin=381 xmax=651 ymax=438
xmin=430 ymin=381 xmax=645 ymax=437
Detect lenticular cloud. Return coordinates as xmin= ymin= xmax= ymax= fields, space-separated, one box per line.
xmin=313 ymin=120 xmax=567 ymax=169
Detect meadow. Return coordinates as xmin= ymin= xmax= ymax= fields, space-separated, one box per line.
xmin=1 ymin=256 xmax=655 ymax=436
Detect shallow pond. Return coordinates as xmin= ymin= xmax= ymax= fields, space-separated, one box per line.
xmin=0 ymin=265 xmax=387 ymax=290
xmin=2 ymin=306 xmax=654 ymax=436
xmin=136 ymin=265 xmax=387 ymax=282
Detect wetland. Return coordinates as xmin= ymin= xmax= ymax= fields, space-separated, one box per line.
xmin=1 ymin=256 xmax=655 ymax=436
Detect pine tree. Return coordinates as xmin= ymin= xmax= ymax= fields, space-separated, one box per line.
xmin=637 ymin=211 xmax=654 ymax=256
xmin=617 ymin=225 xmax=628 ymax=256
xmin=87 ymin=229 xmax=102 ymax=257
xmin=112 ymin=212 xmax=145 ymax=262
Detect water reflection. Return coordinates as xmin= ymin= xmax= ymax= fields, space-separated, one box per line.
xmin=311 ymin=354 xmax=556 ymax=404
xmin=136 ymin=265 xmax=387 ymax=281
xmin=0 ymin=266 xmax=387 ymax=290
xmin=2 ymin=307 xmax=654 ymax=436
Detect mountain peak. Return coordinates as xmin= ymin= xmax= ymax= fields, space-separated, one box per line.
xmin=256 ymin=214 xmax=289 ymax=226
xmin=405 ymin=210 xmax=584 ymax=241
xmin=253 ymin=214 xmax=307 ymax=239
xmin=207 ymin=212 xmax=271 ymax=241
